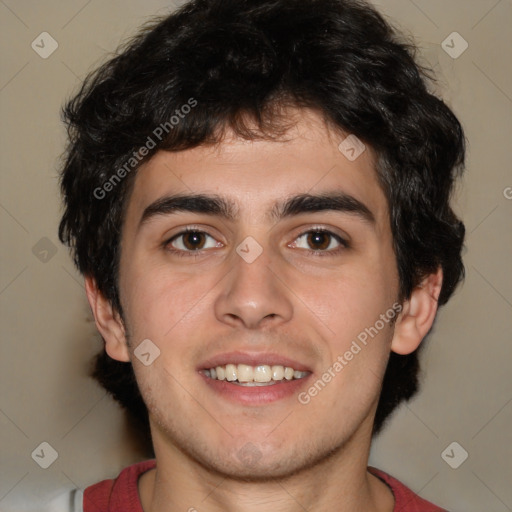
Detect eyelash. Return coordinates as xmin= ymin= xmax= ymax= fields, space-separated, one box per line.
xmin=164 ymin=227 xmax=349 ymax=258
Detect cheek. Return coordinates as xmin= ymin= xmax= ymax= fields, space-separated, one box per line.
xmin=318 ymin=266 xmax=398 ymax=406
xmin=121 ymin=260 xmax=212 ymax=339
xmin=293 ymin=263 xmax=395 ymax=346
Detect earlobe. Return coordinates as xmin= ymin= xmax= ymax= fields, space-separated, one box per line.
xmin=84 ymin=276 xmax=131 ymax=362
xmin=391 ymin=268 xmax=443 ymax=355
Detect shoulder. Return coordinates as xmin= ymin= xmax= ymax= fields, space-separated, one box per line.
xmin=83 ymin=459 xmax=156 ymax=512
xmin=368 ymin=466 xmax=449 ymax=512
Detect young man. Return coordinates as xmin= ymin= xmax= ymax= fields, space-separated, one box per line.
xmin=59 ymin=0 xmax=465 ymax=510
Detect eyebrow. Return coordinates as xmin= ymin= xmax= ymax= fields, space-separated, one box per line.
xmin=138 ymin=191 xmax=375 ymax=230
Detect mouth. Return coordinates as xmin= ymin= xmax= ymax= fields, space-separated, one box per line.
xmin=198 ymin=353 xmax=313 ymax=404
xmin=201 ymin=363 xmax=310 ymax=386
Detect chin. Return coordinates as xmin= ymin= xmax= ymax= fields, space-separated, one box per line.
xmin=186 ymin=437 xmax=343 ymax=483
xmin=199 ymin=455 xmax=307 ymax=482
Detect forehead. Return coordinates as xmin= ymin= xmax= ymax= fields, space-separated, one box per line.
xmin=125 ymin=109 xmax=388 ymax=225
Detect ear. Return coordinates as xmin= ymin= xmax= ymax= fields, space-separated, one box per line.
xmin=391 ymin=267 xmax=443 ymax=355
xmin=85 ymin=275 xmax=130 ymax=362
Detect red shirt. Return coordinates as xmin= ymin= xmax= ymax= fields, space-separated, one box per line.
xmin=84 ymin=460 xmax=447 ymax=511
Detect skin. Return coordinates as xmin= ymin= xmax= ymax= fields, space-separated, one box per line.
xmin=86 ymin=108 xmax=442 ymax=512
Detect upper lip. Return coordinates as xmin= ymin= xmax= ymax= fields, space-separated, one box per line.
xmin=198 ymin=351 xmax=313 ymax=373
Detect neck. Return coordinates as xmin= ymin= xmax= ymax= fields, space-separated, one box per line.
xmin=139 ymin=423 xmax=394 ymax=512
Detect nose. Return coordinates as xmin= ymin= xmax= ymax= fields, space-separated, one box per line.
xmin=213 ymin=244 xmax=293 ymax=330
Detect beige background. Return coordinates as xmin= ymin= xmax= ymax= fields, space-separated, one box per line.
xmin=1 ymin=0 xmax=511 ymax=510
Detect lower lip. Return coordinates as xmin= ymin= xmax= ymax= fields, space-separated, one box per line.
xmin=200 ymin=373 xmax=311 ymax=405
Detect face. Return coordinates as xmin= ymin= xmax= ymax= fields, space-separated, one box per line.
xmin=115 ymin=109 xmax=401 ymax=479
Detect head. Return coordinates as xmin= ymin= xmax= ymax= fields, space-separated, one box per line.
xmin=59 ymin=0 xmax=465 ymax=474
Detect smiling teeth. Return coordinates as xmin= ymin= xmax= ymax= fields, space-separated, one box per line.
xmin=202 ymin=364 xmax=308 ymax=384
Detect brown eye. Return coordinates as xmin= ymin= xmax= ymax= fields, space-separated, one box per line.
xmin=306 ymin=231 xmax=331 ymax=250
xmin=169 ymin=230 xmax=220 ymax=252
xmin=182 ymin=231 xmax=206 ymax=250
xmin=291 ymin=229 xmax=347 ymax=253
